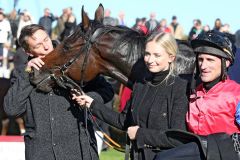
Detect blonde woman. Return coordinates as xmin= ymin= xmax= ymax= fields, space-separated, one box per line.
xmin=73 ymin=32 xmax=189 ymax=160
xmin=17 ymin=10 xmax=33 ymax=39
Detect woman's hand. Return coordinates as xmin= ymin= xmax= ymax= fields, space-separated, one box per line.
xmin=72 ymin=94 xmax=94 ymax=108
xmin=127 ymin=126 xmax=140 ymax=140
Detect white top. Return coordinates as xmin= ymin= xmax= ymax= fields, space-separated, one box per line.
xmin=0 ymin=19 xmax=11 ymax=44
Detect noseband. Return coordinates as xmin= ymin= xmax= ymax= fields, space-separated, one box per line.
xmin=45 ymin=27 xmax=105 ymax=93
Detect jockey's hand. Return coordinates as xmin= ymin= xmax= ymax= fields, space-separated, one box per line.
xmin=27 ymin=57 xmax=45 ymax=71
xmin=127 ymin=126 xmax=140 ymax=140
xmin=72 ymin=94 xmax=93 ymax=108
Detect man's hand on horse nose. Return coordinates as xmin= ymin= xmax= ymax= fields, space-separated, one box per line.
xmin=27 ymin=57 xmax=45 ymax=71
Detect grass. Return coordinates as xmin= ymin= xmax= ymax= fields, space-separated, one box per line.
xmin=100 ymin=148 xmax=125 ymax=160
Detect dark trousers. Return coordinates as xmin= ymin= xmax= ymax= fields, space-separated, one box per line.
xmin=154 ymin=142 xmax=203 ymax=160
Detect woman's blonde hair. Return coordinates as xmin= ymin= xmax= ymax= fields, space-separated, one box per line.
xmin=146 ymin=32 xmax=178 ymax=82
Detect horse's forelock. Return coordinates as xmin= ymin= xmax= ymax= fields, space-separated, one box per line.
xmin=65 ymin=20 xmax=103 ymax=44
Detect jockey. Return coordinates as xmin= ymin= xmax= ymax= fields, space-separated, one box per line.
xmin=154 ymin=30 xmax=240 ymax=160
xmin=187 ymin=30 xmax=239 ymax=136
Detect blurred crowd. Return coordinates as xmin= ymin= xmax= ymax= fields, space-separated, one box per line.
xmin=0 ymin=7 xmax=236 ymax=79
xmin=0 ymin=7 xmax=77 ymax=78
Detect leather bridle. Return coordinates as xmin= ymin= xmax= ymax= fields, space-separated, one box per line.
xmin=44 ymin=27 xmax=105 ymax=94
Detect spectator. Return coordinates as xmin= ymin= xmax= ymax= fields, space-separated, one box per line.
xmin=0 ymin=11 xmax=11 ymax=67
xmin=55 ymin=8 xmax=68 ymax=40
xmin=228 ymin=29 xmax=240 ymax=83
xmin=103 ymin=9 xmax=118 ymax=26
xmin=220 ymin=23 xmax=231 ymax=33
xmin=60 ymin=7 xmax=76 ymax=41
xmin=213 ymin=18 xmax=222 ymax=32
xmin=188 ymin=19 xmax=198 ymax=36
xmin=188 ymin=19 xmax=203 ymax=40
xmin=169 ymin=15 xmax=184 ymax=40
xmin=157 ymin=18 xmax=171 ymax=33
xmin=38 ymin=8 xmax=57 ymax=36
xmin=7 ymin=9 xmax=19 ymax=49
xmin=118 ymin=11 xmax=126 ymax=26
xmin=17 ymin=10 xmax=33 ymax=39
xmin=145 ymin=12 xmax=159 ymax=32
xmin=132 ymin=17 xmax=147 ymax=34
xmin=203 ymin=24 xmax=210 ymax=33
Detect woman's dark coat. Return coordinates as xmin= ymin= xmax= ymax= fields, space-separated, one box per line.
xmin=90 ymin=75 xmax=189 ymax=160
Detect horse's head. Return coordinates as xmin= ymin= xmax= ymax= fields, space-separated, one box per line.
xmin=30 ymin=4 xmax=106 ymax=92
xmin=30 ymin=4 xmax=146 ymax=92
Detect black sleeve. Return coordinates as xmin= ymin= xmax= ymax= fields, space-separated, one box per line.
xmin=50 ymin=13 xmax=57 ymax=22
xmin=89 ymin=92 xmax=134 ymax=131
xmin=135 ymin=79 xmax=189 ymax=149
xmin=83 ymin=75 xmax=114 ymax=104
xmin=4 ymin=66 xmax=34 ymax=117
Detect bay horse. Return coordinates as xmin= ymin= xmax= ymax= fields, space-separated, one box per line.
xmin=28 ymin=4 xmax=195 ymax=151
xmin=30 ymin=4 xmax=147 ymax=92
xmin=29 ymin=4 xmax=195 ymax=94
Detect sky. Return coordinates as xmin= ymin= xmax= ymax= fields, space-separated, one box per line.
xmin=0 ymin=0 xmax=239 ymax=35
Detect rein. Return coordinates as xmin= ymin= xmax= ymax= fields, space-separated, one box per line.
xmin=50 ymin=27 xmax=104 ymax=89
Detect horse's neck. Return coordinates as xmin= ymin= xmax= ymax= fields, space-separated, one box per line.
xmin=106 ymin=57 xmax=148 ymax=88
xmin=98 ymin=28 xmax=146 ymax=86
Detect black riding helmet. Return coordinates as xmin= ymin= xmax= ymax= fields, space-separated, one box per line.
xmin=190 ymin=31 xmax=235 ymax=93
xmin=191 ymin=30 xmax=235 ymax=64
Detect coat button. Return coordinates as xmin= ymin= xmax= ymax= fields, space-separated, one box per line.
xmin=162 ymin=113 xmax=167 ymax=117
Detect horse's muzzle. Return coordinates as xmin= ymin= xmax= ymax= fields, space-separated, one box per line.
xmin=29 ymin=68 xmax=55 ymax=93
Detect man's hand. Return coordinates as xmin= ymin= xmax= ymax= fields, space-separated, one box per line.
xmin=127 ymin=126 xmax=140 ymax=140
xmin=27 ymin=57 xmax=45 ymax=70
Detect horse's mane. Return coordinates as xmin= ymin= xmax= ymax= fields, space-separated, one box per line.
xmin=108 ymin=25 xmax=146 ymax=65
xmin=176 ymin=40 xmax=195 ymax=74
xmin=65 ymin=20 xmax=146 ymax=66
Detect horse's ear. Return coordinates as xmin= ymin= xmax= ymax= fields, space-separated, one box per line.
xmin=94 ymin=3 xmax=104 ymax=23
xmin=81 ymin=5 xmax=90 ymax=31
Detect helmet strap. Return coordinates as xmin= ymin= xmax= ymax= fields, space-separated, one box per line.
xmin=221 ymin=58 xmax=227 ymax=80
xmin=190 ymin=57 xmax=200 ymax=95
